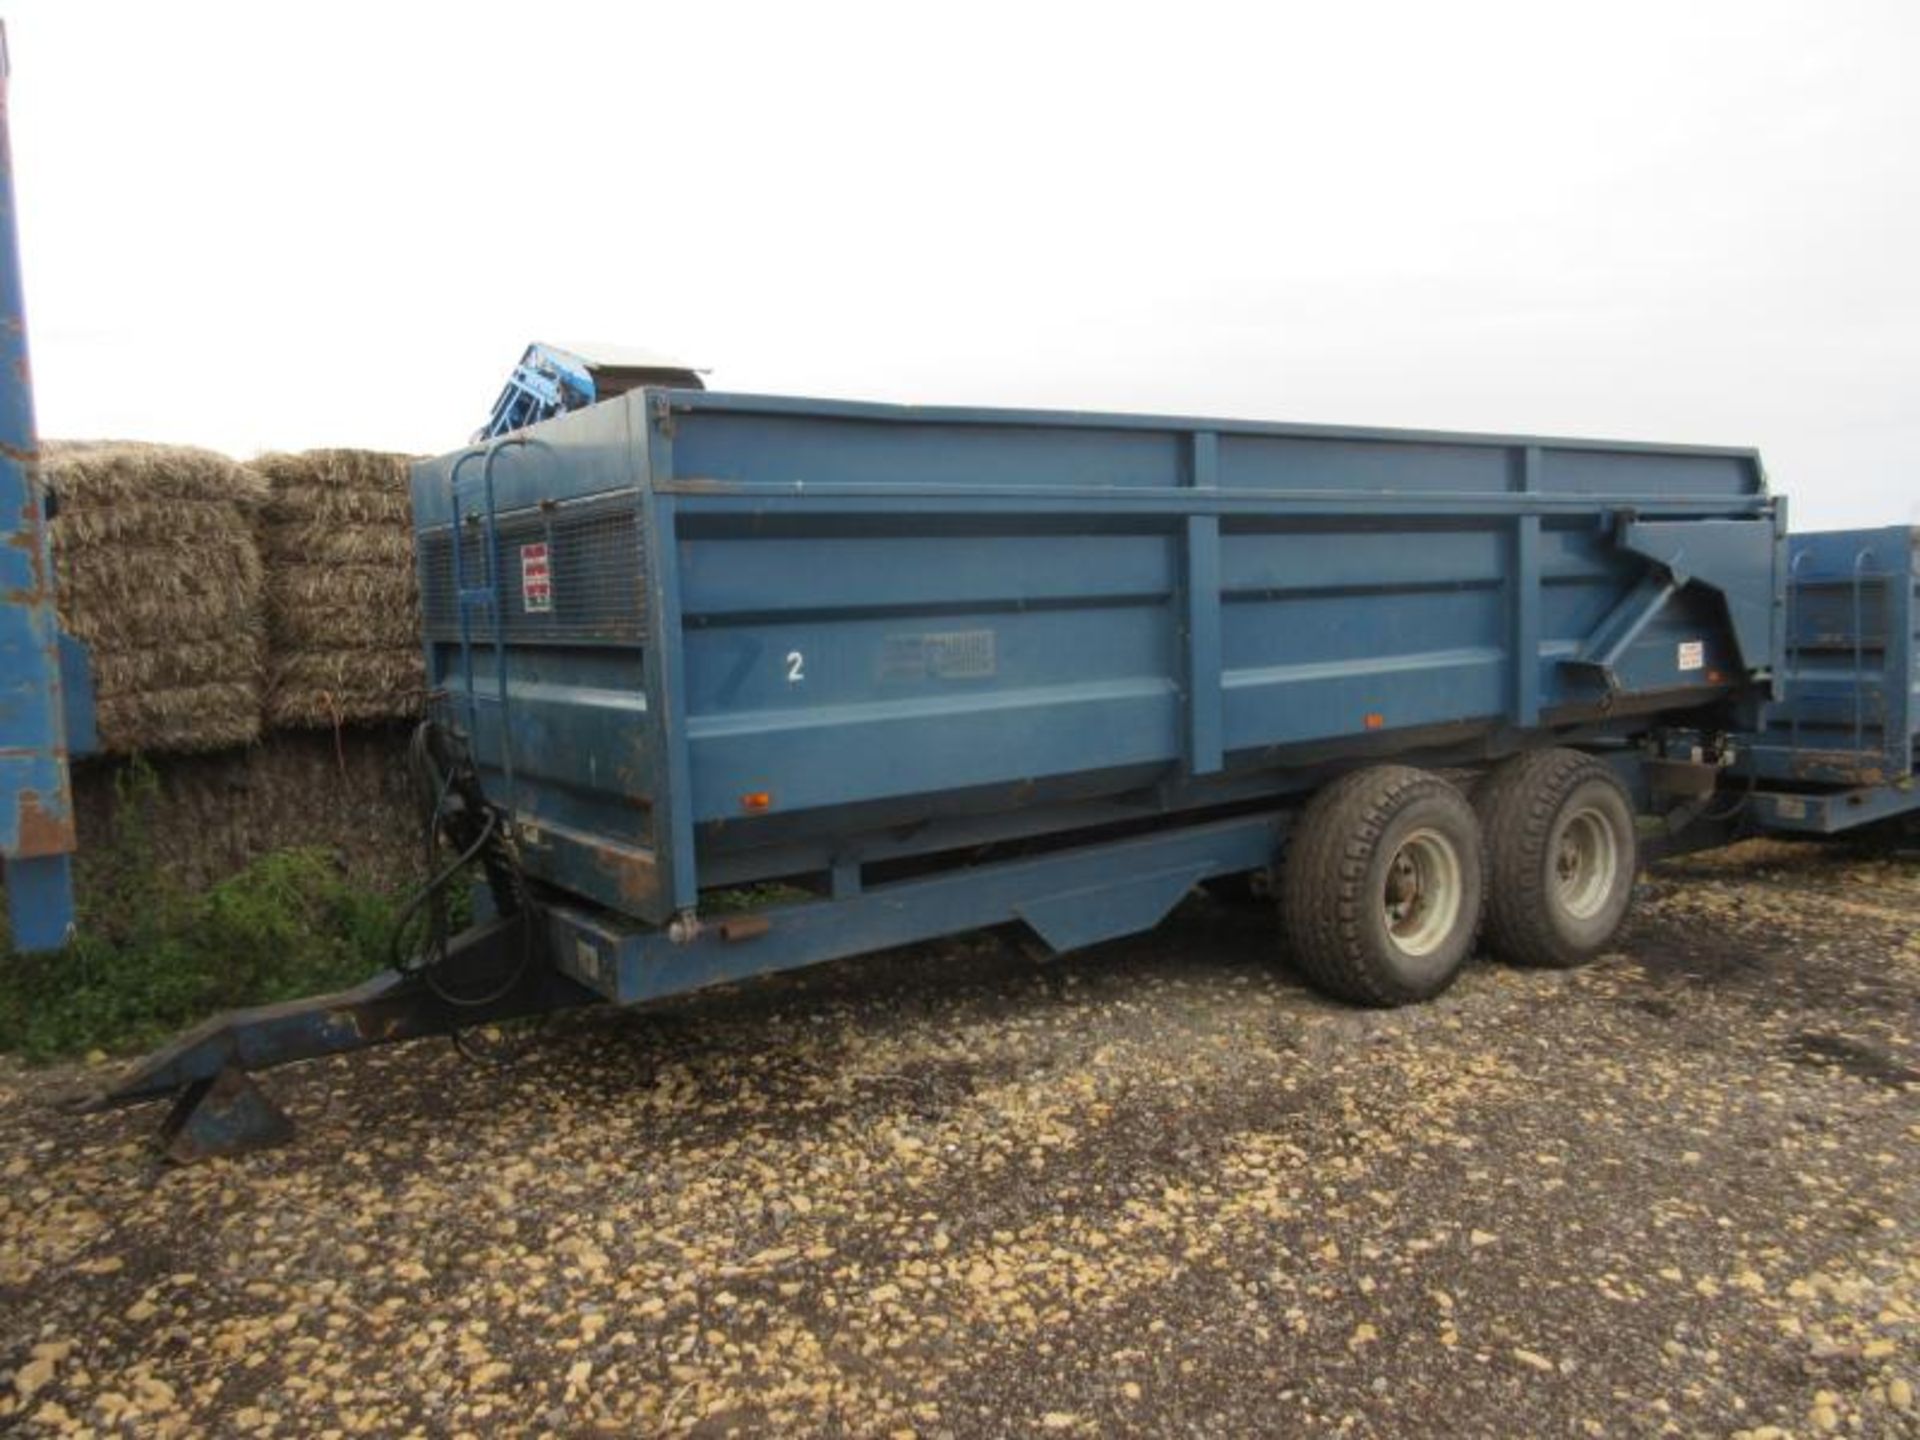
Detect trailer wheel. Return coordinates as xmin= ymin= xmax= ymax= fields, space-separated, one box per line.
xmin=1281 ymin=766 xmax=1485 ymax=1007
xmin=1474 ymin=748 xmax=1637 ymax=969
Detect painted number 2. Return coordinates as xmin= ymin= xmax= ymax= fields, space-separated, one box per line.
xmin=786 ymin=651 xmax=805 ymax=683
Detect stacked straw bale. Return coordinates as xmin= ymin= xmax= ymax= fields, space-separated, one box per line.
xmin=74 ymin=725 xmax=423 ymax=895
xmin=45 ymin=441 xmax=266 ymax=753
xmin=251 ymin=449 xmax=423 ymax=728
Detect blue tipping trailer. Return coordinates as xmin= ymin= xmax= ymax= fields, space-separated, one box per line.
xmin=405 ymin=393 xmax=1786 ymax=994
xmin=84 ymin=388 xmax=1918 ymax=1156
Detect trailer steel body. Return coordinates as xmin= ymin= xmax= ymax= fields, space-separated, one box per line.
xmin=383 ymin=391 xmax=1798 ymax=1000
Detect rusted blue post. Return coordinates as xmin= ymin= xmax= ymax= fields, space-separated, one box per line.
xmin=0 ymin=23 xmax=81 ymax=952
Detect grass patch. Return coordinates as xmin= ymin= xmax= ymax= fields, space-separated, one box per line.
xmin=0 ymin=761 xmax=404 ymax=1061
xmin=703 ymin=882 xmax=814 ymax=914
xmin=0 ymin=848 xmax=399 ymax=1062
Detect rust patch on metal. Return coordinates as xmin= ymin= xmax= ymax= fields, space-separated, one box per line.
xmin=713 ymin=914 xmax=771 ymax=942
xmin=14 ymin=786 xmax=74 ymax=858
xmin=591 ymin=842 xmax=661 ymax=909
xmin=9 ymin=493 xmax=51 ymax=599
xmin=1787 ymin=749 xmax=1888 ymax=786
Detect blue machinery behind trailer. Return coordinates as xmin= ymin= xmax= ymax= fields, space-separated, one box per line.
xmin=0 ymin=37 xmax=1913 ymax=1158
xmin=0 ymin=25 xmax=92 ymax=956
xmin=475 ymin=342 xmax=704 ymax=443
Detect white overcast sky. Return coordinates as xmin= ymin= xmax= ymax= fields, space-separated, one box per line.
xmin=7 ymin=0 xmax=1917 ymax=526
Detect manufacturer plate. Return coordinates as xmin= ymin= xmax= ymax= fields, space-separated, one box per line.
xmin=881 ymin=630 xmax=997 ymax=681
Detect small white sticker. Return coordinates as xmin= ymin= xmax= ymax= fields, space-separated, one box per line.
xmin=574 ymin=938 xmax=602 ymax=980
xmin=521 ymin=541 xmax=553 ymax=614
xmin=1677 ymin=640 xmax=1704 ymax=672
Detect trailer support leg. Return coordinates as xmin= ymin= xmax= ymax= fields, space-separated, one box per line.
xmin=158 ymin=1064 xmax=294 ymax=1164
xmin=83 ymin=912 xmax=603 ymax=1161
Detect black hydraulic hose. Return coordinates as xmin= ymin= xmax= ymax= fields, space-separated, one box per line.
xmin=387 ymin=805 xmax=499 ymax=974
xmin=387 ymin=720 xmax=534 ymax=1010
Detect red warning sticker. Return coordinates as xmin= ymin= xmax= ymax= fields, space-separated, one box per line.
xmin=520 ymin=541 xmax=552 ymax=614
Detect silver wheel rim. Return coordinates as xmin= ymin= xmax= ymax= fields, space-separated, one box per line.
xmin=1383 ymin=827 xmax=1464 ymax=957
xmin=1555 ymin=807 xmax=1619 ymax=921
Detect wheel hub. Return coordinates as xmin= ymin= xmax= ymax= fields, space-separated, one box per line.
xmin=1554 ymin=807 xmax=1620 ymax=921
xmin=1382 ymin=828 xmax=1464 ymax=957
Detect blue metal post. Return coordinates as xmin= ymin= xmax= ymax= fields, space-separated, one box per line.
xmin=0 ymin=25 xmax=79 ymax=952
xmin=641 ymin=399 xmax=700 ymax=913
xmin=445 ymin=448 xmax=485 ymax=742
xmin=478 ymin=437 xmax=526 ymax=807
xmin=1184 ymin=430 xmax=1223 ymax=774
xmin=1511 ymin=445 xmax=1542 ymax=726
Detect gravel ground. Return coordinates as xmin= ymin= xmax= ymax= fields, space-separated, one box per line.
xmin=1 ymin=838 xmax=1916 ymax=1438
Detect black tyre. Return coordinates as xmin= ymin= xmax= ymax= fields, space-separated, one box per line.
xmin=1281 ymin=766 xmax=1486 ymax=1007
xmin=1474 ymin=748 xmax=1637 ymax=969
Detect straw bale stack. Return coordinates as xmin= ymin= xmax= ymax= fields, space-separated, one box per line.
xmin=251 ymin=449 xmax=423 ymax=727
xmin=73 ymin=724 xmax=423 ymax=895
xmin=44 ymin=441 xmax=266 ymax=753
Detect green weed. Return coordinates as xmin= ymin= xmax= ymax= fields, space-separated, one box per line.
xmin=0 ymin=845 xmax=401 ymax=1062
xmin=0 ymin=751 xmax=502 ymax=1059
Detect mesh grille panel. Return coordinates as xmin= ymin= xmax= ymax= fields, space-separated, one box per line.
xmin=419 ymin=490 xmax=646 ymax=644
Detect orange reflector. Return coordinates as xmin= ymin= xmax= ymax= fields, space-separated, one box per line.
xmin=1364 ymin=712 xmax=1385 ymax=730
xmin=741 ymin=791 xmax=772 ymax=812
